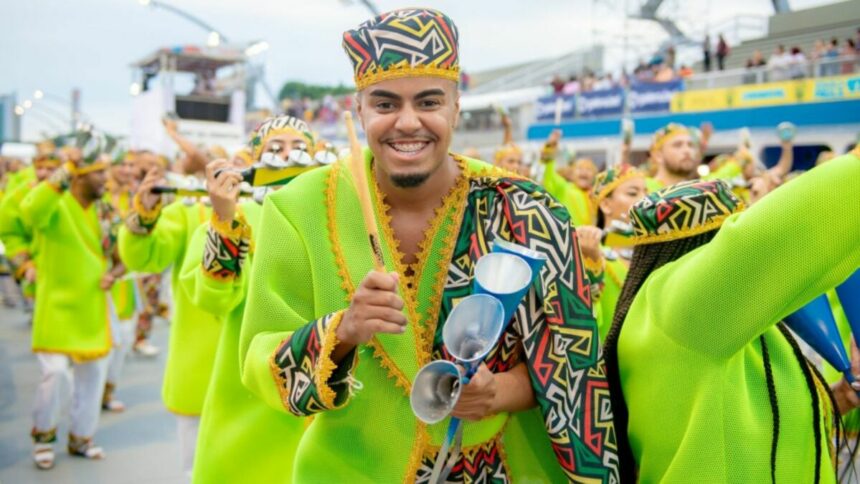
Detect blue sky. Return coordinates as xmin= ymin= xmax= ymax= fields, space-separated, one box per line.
xmin=1 ymin=0 xmax=835 ymax=140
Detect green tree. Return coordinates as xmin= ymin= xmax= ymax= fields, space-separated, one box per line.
xmin=278 ymin=81 xmax=354 ymax=101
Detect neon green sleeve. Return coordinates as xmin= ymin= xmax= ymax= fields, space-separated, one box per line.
xmin=651 ymin=153 xmax=860 ymax=360
xmin=118 ymin=201 xmax=186 ymax=274
xmin=0 ymin=186 xmax=32 ymax=258
xmin=239 ymin=198 xmax=356 ymax=415
xmin=541 ymin=159 xmax=571 ymax=203
xmin=178 ymin=222 xmax=246 ymax=316
xmin=19 ymin=182 xmax=62 ymax=231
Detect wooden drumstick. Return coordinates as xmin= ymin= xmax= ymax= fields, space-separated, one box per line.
xmin=343 ymin=111 xmax=386 ymax=272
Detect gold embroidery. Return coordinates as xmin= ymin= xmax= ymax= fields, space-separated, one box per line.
xmin=403 ymin=422 xmax=430 ymax=484
xmin=316 ymin=311 xmax=346 ymax=409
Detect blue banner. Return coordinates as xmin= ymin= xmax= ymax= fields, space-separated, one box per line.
xmin=629 ymin=79 xmax=684 ymax=113
xmin=578 ymin=87 xmax=625 ymax=117
xmin=535 ymin=95 xmax=575 ymax=122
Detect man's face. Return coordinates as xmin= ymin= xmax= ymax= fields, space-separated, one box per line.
xmin=655 ymin=133 xmax=697 ymax=178
xmin=573 ymin=163 xmax=597 ymax=190
xmin=35 ymin=164 xmax=56 ymax=182
xmin=357 ymin=76 xmax=459 ymax=188
xmin=496 ymin=152 xmax=523 ymax=174
xmin=78 ymin=168 xmax=107 ymax=200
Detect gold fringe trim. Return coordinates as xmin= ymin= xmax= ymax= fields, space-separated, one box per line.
xmin=315 ymin=311 xmax=346 ymax=409
xmin=605 ymin=259 xmax=625 ymax=291
xmin=326 ymin=164 xmax=355 ymax=304
xmin=366 ymin=337 xmax=412 ymax=392
xmin=269 ymin=340 xmax=293 ymax=413
xmin=131 ymin=192 xmax=163 ymax=224
xmin=210 ymin=210 xmax=252 ymax=242
xmin=403 ymin=421 xmax=430 ymax=484
xmin=582 ymin=254 xmax=604 ymax=277
xmin=73 ymin=161 xmax=108 ymax=176
xmin=594 ymin=170 xmax=645 ymax=203
xmin=355 ymin=64 xmax=459 ymax=91
xmin=632 ymin=209 xmax=743 ymax=246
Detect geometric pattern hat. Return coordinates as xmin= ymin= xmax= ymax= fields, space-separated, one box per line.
xmin=249 ymin=115 xmax=315 ymax=161
xmin=342 ymin=8 xmax=460 ymax=91
xmin=592 ymin=163 xmax=644 ymax=202
xmin=630 ymin=178 xmax=744 ymax=245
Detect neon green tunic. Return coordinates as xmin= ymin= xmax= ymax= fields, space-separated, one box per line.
xmin=617 ymin=153 xmax=860 ymax=482
xmin=20 ymin=182 xmax=111 ymax=359
xmin=645 ymin=177 xmax=665 ymax=193
xmin=118 ymin=200 xmax=216 ymax=415
xmin=178 ymin=201 xmax=307 ymax=483
xmin=541 ymin=159 xmax=595 ymax=226
xmin=5 ymin=166 xmax=36 ymax=197
xmin=240 ymin=155 xmax=617 ymax=482
xmin=0 ymin=181 xmax=37 ymax=261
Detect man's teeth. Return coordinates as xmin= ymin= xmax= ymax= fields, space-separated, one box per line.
xmin=391 ymin=142 xmax=427 ymax=153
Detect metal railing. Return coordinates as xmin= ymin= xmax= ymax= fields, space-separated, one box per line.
xmin=685 ymin=54 xmax=859 ymax=90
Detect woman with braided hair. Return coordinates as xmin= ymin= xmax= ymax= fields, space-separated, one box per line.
xmin=603 ymin=148 xmax=860 ymax=482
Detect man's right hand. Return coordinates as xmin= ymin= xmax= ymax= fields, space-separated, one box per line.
xmin=335 ymin=271 xmax=406 ymax=354
xmin=136 ymin=166 xmax=165 ymax=210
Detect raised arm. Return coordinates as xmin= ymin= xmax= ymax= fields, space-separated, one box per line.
xmin=654 ymin=152 xmax=860 ymax=359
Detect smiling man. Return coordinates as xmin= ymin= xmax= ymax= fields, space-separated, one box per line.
xmin=240 ymin=8 xmax=618 ymax=482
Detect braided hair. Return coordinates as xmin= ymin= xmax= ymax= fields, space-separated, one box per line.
xmin=602 ymin=230 xmax=841 ymax=482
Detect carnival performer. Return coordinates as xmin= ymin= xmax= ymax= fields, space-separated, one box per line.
xmin=539 ymin=129 xmax=597 ymax=226
xmin=117 ymin=152 xmax=215 ymax=475
xmin=0 ymin=149 xmax=60 ymax=309
xmin=239 ymin=8 xmax=618 ymax=482
xmin=181 ymin=115 xmax=315 ymax=483
xmin=577 ymin=163 xmax=647 ymax=341
xmin=20 ymin=136 xmax=118 ymax=469
xmin=493 ymin=111 xmax=530 ymax=178
xmin=603 ymin=147 xmax=860 ymax=482
xmin=645 ymin=123 xmax=700 ymax=192
xmin=101 ymin=151 xmax=139 ymax=412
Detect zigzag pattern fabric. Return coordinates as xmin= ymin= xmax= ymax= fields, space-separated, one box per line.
xmin=430 ymin=175 xmax=619 ymax=482
xmin=342 ymin=8 xmax=460 ymax=90
xmin=630 ymin=178 xmax=744 ymax=245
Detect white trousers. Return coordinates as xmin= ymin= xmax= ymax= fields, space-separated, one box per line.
xmin=176 ymin=415 xmax=200 ymax=476
xmin=106 ymin=298 xmax=136 ymax=386
xmin=32 ymin=353 xmax=108 ymax=438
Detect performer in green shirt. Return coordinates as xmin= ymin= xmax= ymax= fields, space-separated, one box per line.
xmin=21 ymin=138 xmax=119 ymax=469
xmin=180 ymin=115 xmax=315 ymax=483
xmin=240 ymin=8 xmax=618 ymax=482
xmin=603 ymin=148 xmax=860 ymax=482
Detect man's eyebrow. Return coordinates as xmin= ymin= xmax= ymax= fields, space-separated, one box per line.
xmin=415 ymin=89 xmax=445 ymax=100
xmin=367 ymin=89 xmax=400 ymax=100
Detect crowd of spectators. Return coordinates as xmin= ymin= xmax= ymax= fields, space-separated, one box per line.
xmin=746 ymin=31 xmax=859 ymax=81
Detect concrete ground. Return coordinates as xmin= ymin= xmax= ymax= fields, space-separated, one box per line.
xmin=0 ymin=305 xmax=186 ymax=484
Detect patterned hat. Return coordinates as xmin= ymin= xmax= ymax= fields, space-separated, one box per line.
xmin=650 ymin=123 xmax=690 ymax=152
xmin=249 ymin=115 xmax=315 ymax=161
xmin=592 ymin=163 xmax=644 ymax=202
xmin=630 ymin=179 xmax=744 ymax=245
xmin=342 ymin=8 xmax=460 ymax=90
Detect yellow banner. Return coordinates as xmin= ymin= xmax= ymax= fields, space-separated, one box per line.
xmin=671 ymin=74 xmax=860 ymax=112
xmin=671 ymin=88 xmax=731 ymax=112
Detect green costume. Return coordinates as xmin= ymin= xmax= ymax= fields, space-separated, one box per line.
xmin=609 ymin=153 xmax=860 ymax=482
xmin=5 ymin=166 xmax=36 ymax=197
xmin=594 ymin=255 xmax=628 ymax=342
xmin=540 ymin=159 xmax=595 ymax=227
xmin=118 ymin=198 xmax=215 ymax=414
xmin=178 ymin=201 xmax=306 ymax=483
xmin=240 ymin=152 xmax=617 ymax=482
xmin=20 ymin=181 xmax=112 ymax=359
xmin=0 ymin=181 xmax=36 ymax=261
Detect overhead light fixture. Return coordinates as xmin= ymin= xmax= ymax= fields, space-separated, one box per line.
xmin=33 ymin=90 xmax=44 ymax=100
xmin=697 ymin=164 xmax=711 ymax=178
xmin=207 ymin=31 xmax=221 ymax=47
xmin=23 ymin=99 xmax=33 ymax=109
xmin=130 ymin=82 xmax=142 ymax=96
xmin=14 ymin=105 xmax=25 ymax=116
xmin=138 ymin=0 xmax=152 ymax=6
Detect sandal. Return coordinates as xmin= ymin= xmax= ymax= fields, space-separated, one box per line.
xmin=102 ymin=383 xmax=126 ymax=412
xmin=68 ymin=434 xmax=105 ymax=460
xmin=33 ymin=443 xmax=55 ymax=470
